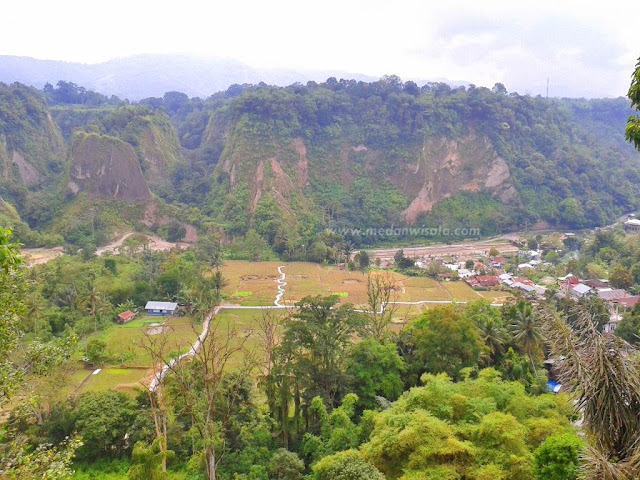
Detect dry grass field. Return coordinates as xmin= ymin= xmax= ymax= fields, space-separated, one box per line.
xmin=220 ymin=260 xmax=509 ymax=308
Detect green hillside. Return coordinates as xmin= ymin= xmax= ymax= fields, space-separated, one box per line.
xmin=0 ymin=79 xmax=639 ymax=251
xmin=170 ymin=79 xmax=640 ymax=247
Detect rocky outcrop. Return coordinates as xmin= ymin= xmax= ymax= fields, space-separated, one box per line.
xmin=401 ymin=134 xmax=518 ymax=224
xmin=68 ymin=132 xmax=151 ymax=201
xmin=218 ymin=132 xmax=312 ymax=217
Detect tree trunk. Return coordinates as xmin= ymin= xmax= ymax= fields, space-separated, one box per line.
xmin=206 ymin=446 xmax=217 ymax=480
xmin=161 ymin=414 xmax=168 ymax=473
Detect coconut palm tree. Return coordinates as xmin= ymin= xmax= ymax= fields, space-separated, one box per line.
xmin=342 ymin=241 xmax=355 ymax=264
xmin=211 ymin=270 xmax=228 ymax=298
xmin=542 ymin=305 xmax=640 ymax=479
xmin=478 ymin=317 xmax=508 ymax=364
xmin=508 ymin=300 xmax=543 ymax=371
xmin=83 ymin=277 xmax=110 ymax=334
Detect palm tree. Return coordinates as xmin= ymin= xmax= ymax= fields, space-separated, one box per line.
xmin=542 ymin=305 xmax=640 ymax=479
xmin=342 ymin=241 xmax=354 ymax=264
xmin=478 ymin=317 xmax=507 ymax=364
xmin=26 ymin=293 xmax=44 ymax=336
xmin=508 ymin=301 xmax=543 ymax=371
xmin=84 ymin=277 xmax=109 ymax=333
xmin=211 ymin=270 xmax=228 ymax=298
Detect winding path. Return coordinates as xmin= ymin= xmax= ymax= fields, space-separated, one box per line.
xmin=149 ymin=305 xmax=223 ymax=392
xmin=275 ymin=266 xmax=287 ymax=306
xmin=149 ymin=266 xmax=291 ymax=392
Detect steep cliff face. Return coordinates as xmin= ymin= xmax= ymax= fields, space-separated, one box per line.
xmin=213 ymin=122 xmax=519 ymax=228
xmin=214 ymin=116 xmax=314 ymax=224
xmin=399 ymin=134 xmax=518 ymax=224
xmin=0 ymin=83 xmax=66 ymax=189
xmin=68 ymin=132 xmax=151 ymax=201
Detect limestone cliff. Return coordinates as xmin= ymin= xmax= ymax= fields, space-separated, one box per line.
xmin=68 ymin=132 xmax=151 ymax=201
xmin=400 ymin=134 xmax=518 ymax=224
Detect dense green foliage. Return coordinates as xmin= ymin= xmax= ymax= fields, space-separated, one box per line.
xmin=1 ymin=77 xmax=639 ymax=252
xmin=355 ymin=371 xmax=576 ymax=480
xmin=191 ymin=79 xmax=640 ymax=251
xmin=533 ymin=433 xmax=582 ymax=480
xmin=626 ymin=57 xmax=640 ymax=151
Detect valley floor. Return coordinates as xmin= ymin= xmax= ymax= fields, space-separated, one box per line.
xmin=58 ymin=260 xmax=510 ymax=398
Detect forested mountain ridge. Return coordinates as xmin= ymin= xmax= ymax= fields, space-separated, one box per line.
xmin=198 ymin=79 xmax=640 ymax=248
xmin=0 ymin=78 xmax=638 ymax=250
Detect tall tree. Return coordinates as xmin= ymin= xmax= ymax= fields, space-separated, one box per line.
xmin=411 ymin=307 xmax=485 ymax=379
xmin=162 ymin=315 xmax=255 ymax=480
xmin=0 ymin=228 xmax=25 ymax=404
xmin=83 ymin=274 xmax=109 ymax=334
xmin=507 ymin=300 xmax=543 ymax=371
xmin=282 ymin=296 xmax=366 ymax=407
xmin=363 ymin=272 xmax=398 ymax=341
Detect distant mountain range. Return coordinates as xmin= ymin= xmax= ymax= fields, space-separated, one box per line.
xmin=0 ymin=54 xmax=385 ymax=100
xmin=0 ymin=54 xmax=473 ymax=101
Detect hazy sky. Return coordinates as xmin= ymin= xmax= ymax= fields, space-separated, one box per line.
xmin=3 ymin=0 xmax=639 ymax=97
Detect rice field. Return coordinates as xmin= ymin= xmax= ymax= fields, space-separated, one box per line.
xmin=80 ymin=368 xmax=149 ymax=395
xmin=220 ymin=260 xmax=503 ymax=308
xmin=68 ymin=261 xmax=511 ymax=395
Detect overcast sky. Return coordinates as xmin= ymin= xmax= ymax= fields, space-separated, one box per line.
xmin=2 ymin=0 xmax=638 ymax=97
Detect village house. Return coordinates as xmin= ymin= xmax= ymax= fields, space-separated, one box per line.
xmin=491 ymin=256 xmax=507 ymax=269
xmin=116 ymin=310 xmax=136 ymax=324
xmin=597 ymin=289 xmax=630 ymax=302
xmin=585 ymin=279 xmax=609 ymax=290
xmin=466 ymin=275 xmax=500 ymax=289
xmin=600 ymin=292 xmax=639 ymax=333
xmin=570 ymin=283 xmax=592 ymax=298
xmin=498 ymin=273 xmax=513 ymax=285
xmin=513 ymin=277 xmax=535 ymax=287
xmin=456 ymin=268 xmax=474 ymax=279
xmin=513 ymin=282 xmax=536 ymax=294
xmin=624 ymin=218 xmax=640 ymax=232
xmin=145 ymin=301 xmax=178 ymax=316
xmin=615 ymin=296 xmax=640 ymax=310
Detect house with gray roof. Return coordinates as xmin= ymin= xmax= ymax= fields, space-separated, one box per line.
xmin=145 ymin=301 xmax=178 ymax=316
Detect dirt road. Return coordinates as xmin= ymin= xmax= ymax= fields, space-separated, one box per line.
xmin=367 ymin=235 xmax=521 ymax=260
xmin=96 ymin=232 xmax=190 ymax=256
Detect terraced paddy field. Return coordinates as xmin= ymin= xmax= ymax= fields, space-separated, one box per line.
xmin=221 ymin=261 xmax=285 ymax=305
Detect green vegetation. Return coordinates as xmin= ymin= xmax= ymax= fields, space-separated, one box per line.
xmin=626 ymin=57 xmax=640 ymax=151
xmin=5 ymin=231 xmax=640 ymax=480
xmin=4 ymin=72 xmax=640 ymax=479
xmin=2 ymin=77 xmax=639 ymax=253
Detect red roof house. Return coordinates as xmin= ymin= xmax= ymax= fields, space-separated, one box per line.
xmin=616 ymin=296 xmax=640 ymax=310
xmin=466 ymin=275 xmax=500 ymax=288
xmin=116 ymin=310 xmax=136 ymax=324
